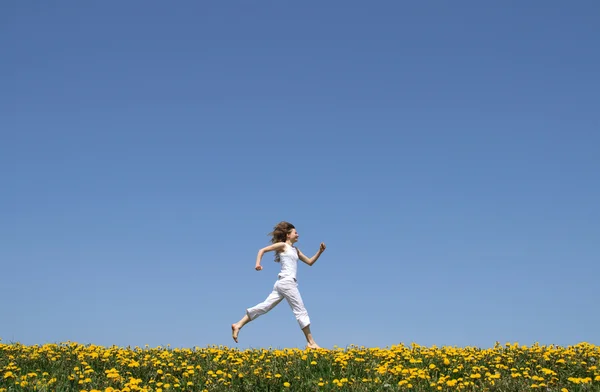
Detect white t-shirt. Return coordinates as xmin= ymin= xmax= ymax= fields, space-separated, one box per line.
xmin=277 ymin=243 xmax=299 ymax=280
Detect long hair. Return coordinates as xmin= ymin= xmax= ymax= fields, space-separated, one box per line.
xmin=268 ymin=221 xmax=295 ymax=262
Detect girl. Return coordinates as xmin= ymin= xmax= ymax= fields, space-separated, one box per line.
xmin=231 ymin=221 xmax=326 ymax=349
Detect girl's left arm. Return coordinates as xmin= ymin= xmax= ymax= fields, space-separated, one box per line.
xmin=298 ymin=243 xmax=326 ymax=266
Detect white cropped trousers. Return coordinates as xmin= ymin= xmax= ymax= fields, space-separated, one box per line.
xmin=246 ymin=276 xmax=311 ymax=329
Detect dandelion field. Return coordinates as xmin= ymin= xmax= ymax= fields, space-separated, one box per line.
xmin=1 ymin=341 xmax=599 ymax=391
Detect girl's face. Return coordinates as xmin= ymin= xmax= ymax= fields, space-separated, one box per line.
xmin=287 ymin=228 xmax=299 ymax=243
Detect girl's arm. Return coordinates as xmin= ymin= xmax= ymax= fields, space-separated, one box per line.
xmin=298 ymin=243 xmax=326 ymax=266
xmin=255 ymin=242 xmax=286 ymax=271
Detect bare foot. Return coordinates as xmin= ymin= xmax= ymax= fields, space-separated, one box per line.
xmin=306 ymin=343 xmax=321 ymax=349
xmin=231 ymin=324 xmax=240 ymax=343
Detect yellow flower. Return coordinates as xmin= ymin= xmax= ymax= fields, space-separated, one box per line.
xmin=283 ymin=382 xmax=291 ymax=387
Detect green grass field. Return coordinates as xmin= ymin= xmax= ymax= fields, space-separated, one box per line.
xmin=1 ymin=341 xmax=599 ymax=391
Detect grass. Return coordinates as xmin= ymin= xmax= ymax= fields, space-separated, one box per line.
xmin=1 ymin=341 xmax=599 ymax=391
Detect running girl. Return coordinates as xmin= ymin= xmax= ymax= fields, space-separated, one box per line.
xmin=231 ymin=221 xmax=326 ymax=349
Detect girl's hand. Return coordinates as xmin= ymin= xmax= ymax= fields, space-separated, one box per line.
xmin=255 ymin=265 xmax=263 ymax=271
xmin=319 ymin=242 xmax=326 ymax=252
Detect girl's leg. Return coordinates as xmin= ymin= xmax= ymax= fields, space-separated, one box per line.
xmin=302 ymin=324 xmax=320 ymax=349
xmin=279 ymin=279 xmax=320 ymax=349
xmin=232 ymin=287 xmax=283 ymax=343
xmin=231 ymin=315 xmax=250 ymax=343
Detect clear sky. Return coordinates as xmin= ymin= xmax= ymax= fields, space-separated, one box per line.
xmin=2 ymin=1 xmax=599 ymax=351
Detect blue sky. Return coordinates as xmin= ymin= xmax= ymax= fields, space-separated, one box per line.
xmin=2 ymin=1 xmax=599 ymax=350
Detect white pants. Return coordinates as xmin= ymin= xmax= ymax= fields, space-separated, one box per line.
xmin=246 ymin=276 xmax=311 ymax=329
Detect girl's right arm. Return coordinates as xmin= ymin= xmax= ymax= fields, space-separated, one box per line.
xmin=255 ymin=242 xmax=286 ymax=271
